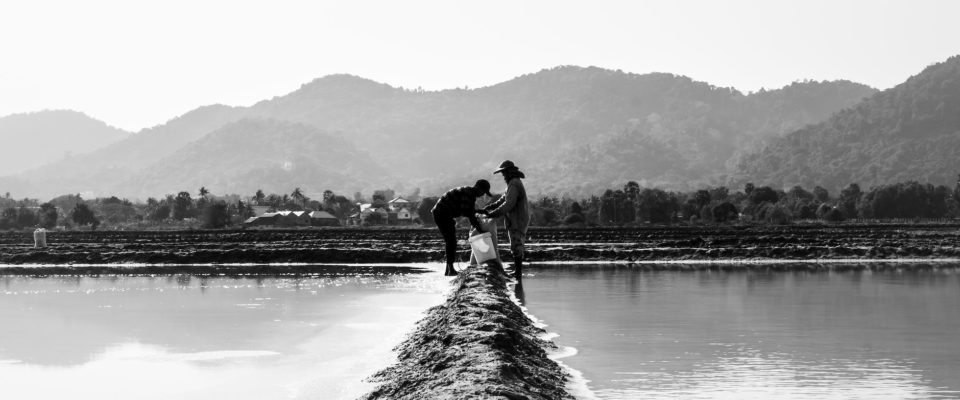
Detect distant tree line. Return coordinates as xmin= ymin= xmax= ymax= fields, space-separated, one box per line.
xmin=0 ymin=186 xmax=407 ymax=231
xmin=522 ymin=176 xmax=960 ymax=227
xmin=249 ymin=188 xmax=358 ymax=220
xmin=3 ymin=176 xmax=959 ymax=231
xmin=0 ymin=187 xmax=249 ymax=230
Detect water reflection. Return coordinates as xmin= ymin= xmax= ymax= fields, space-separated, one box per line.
xmin=523 ymin=263 xmax=960 ymax=400
xmin=0 ymin=265 xmax=451 ymax=400
xmin=514 ymin=280 xmax=527 ymax=306
xmin=599 ymin=349 xmax=954 ymax=399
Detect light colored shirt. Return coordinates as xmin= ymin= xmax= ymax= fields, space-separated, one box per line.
xmin=486 ymin=177 xmax=530 ymax=233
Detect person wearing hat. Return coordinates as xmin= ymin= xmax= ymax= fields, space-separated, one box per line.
xmin=481 ymin=160 xmax=530 ymax=279
xmin=431 ymin=179 xmax=493 ymax=276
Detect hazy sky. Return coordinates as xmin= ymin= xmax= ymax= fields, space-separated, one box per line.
xmin=2 ymin=0 xmax=959 ymax=132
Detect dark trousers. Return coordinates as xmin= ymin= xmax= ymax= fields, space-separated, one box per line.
xmin=432 ymin=207 xmax=457 ymax=265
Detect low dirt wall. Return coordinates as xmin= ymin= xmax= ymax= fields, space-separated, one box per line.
xmin=361 ymin=261 xmax=574 ymax=400
xmin=4 ymin=225 xmax=960 ymax=266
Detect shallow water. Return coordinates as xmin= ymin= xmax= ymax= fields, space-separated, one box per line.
xmin=519 ymin=264 xmax=960 ymax=400
xmin=0 ymin=265 xmax=450 ymax=400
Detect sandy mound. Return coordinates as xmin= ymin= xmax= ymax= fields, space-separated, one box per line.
xmin=361 ymin=261 xmax=574 ymax=400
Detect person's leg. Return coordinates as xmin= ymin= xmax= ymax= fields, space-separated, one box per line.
xmin=507 ymin=229 xmax=526 ymax=279
xmin=432 ymin=209 xmax=458 ymax=276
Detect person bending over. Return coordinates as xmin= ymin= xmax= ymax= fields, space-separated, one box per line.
xmin=431 ymin=179 xmax=493 ymax=276
xmin=482 ymin=160 xmax=530 ymax=279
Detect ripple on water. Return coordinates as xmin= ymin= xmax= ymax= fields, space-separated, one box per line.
xmin=518 ymin=264 xmax=960 ymax=400
xmin=597 ymin=350 xmax=949 ymax=400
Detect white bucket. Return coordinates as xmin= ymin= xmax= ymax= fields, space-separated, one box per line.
xmin=33 ymin=228 xmax=47 ymax=248
xmin=468 ymin=232 xmax=498 ymax=264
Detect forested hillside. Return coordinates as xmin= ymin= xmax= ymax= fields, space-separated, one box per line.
xmin=244 ymin=68 xmax=875 ymax=195
xmin=2 ymin=67 xmax=876 ymax=199
xmin=124 ymin=119 xmax=390 ymax=197
xmin=735 ymin=55 xmax=960 ymax=191
xmin=537 ymin=76 xmax=876 ymax=194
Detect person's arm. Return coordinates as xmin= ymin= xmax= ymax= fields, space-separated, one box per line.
xmin=467 ymin=212 xmax=484 ymax=233
xmin=483 ymin=193 xmax=505 ymax=213
xmin=487 ymin=181 xmax=518 ymax=218
xmin=474 ymin=195 xmax=490 ymax=215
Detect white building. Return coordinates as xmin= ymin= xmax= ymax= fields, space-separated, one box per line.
xmin=395 ymin=207 xmax=413 ymax=220
xmin=388 ymin=196 xmax=410 ymax=212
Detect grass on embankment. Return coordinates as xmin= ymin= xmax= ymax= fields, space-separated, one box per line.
xmin=361 ymin=261 xmax=574 ymax=400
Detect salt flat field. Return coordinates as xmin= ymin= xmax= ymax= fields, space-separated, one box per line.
xmin=0 ymin=266 xmax=450 ymax=400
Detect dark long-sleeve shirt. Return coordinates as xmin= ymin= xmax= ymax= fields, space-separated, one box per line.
xmin=432 ymin=186 xmax=483 ymax=231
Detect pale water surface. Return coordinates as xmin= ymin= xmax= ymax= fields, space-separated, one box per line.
xmin=0 ymin=265 xmax=450 ymax=400
xmin=519 ymin=264 xmax=960 ymax=400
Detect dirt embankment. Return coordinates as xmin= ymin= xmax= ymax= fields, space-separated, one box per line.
xmin=0 ymin=230 xmax=440 ymax=265
xmin=0 ymin=264 xmax=428 ymax=276
xmin=3 ymin=225 xmax=960 ymax=267
xmin=362 ymin=261 xmax=574 ymax=400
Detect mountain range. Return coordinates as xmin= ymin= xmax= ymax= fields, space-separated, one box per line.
xmin=734 ymin=55 xmax=960 ymax=191
xmin=124 ymin=118 xmax=388 ymax=197
xmin=3 ymin=56 xmax=958 ymax=200
xmin=0 ymin=110 xmax=128 ymax=176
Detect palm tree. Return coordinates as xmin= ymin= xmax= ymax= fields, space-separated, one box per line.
xmin=291 ymin=187 xmax=306 ymax=208
xmin=266 ymin=194 xmax=280 ymax=208
xmin=196 ymin=186 xmax=210 ymax=208
xmin=954 ymin=174 xmax=960 ymax=209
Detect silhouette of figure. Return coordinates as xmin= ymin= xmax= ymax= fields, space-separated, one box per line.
xmin=431 ymin=180 xmax=493 ymax=276
xmin=482 ymin=160 xmax=530 ymax=279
